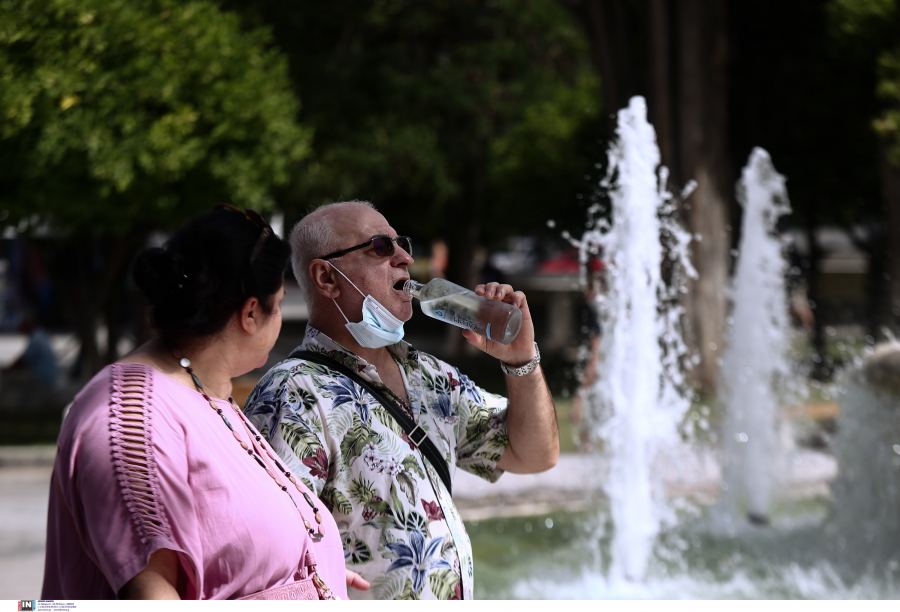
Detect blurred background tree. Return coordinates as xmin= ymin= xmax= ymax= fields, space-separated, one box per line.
xmin=825 ymin=0 xmax=900 ymax=339
xmin=0 ymin=0 xmax=309 ymax=374
xmin=222 ymin=0 xmax=604 ymax=295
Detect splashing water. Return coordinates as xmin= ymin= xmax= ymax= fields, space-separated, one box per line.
xmin=718 ymin=148 xmax=793 ymax=526
xmin=577 ymin=96 xmax=695 ymax=581
xmin=829 ymin=341 xmax=900 ymax=567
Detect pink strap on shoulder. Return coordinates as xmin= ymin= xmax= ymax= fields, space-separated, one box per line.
xmin=109 ymin=363 xmax=171 ymax=543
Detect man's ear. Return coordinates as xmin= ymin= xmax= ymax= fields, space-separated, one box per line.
xmin=239 ymin=296 xmax=261 ymax=334
xmin=309 ymin=260 xmax=341 ymax=298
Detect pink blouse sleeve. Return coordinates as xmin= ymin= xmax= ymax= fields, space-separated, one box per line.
xmin=45 ymin=364 xmax=202 ymax=598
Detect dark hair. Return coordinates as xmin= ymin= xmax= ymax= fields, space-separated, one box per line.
xmin=133 ymin=207 xmax=291 ymax=345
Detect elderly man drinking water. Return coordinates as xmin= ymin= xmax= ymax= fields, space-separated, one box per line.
xmin=244 ymin=200 xmax=558 ymax=600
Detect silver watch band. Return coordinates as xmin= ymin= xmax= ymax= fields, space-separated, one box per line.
xmin=500 ymin=342 xmax=541 ymax=377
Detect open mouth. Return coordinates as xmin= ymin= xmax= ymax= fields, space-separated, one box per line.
xmin=393 ymin=278 xmax=408 ymax=291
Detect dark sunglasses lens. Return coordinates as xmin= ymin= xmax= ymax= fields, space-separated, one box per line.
xmin=397 ymin=237 xmax=412 ymax=256
xmin=371 ymin=237 xmax=394 ymax=257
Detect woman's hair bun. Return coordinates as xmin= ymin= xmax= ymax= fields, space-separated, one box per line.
xmin=132 ymin=207 xmax=290 ymax=345
xmin=133 ymin=247 xmax=187 ymax=305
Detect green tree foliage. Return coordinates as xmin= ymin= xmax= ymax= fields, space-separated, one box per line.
xmin=828 ymin=0 xmax=900 ymax=164
xmin=829 ymin=0 xmax=896 ymax=35
xmin=0 ymin=0 xmax=310 ymax=375
xmin=0 ymin=0 xmax=309 ymax=234
xmin=880 ymin=51 xmax=900 ymax=165
xmin=224 ymin=0 xmax=601 ymax=280
xmin=487 ymin=67 xmax=603 ymax=239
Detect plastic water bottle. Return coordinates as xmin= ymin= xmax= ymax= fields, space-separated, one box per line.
xmin=404 ymin=278 xmax=522 ymax=345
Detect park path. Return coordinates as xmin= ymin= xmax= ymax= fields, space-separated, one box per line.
xmin=0 ymin=464 xmax=52 ymax=599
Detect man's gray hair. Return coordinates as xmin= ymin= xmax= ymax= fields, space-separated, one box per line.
xmin=290 ymin=200 xmax=376 ymax=306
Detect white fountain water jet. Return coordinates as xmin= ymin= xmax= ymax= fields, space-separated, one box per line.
xmin=577 ymin=96 xmax=694 ymax=582
xmin=718 ymin=147 xmax=792 ymax=525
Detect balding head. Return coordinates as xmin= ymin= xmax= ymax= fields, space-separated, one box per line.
xmin=290 ymin=200 xmax=377 ymax=306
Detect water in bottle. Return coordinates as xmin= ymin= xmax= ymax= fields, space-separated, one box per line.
xmin=404 ymin=278 xmax=522 ymax=345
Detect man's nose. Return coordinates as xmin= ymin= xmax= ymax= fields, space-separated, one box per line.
xmin=392 ymin=245 xmax=414 ymax=266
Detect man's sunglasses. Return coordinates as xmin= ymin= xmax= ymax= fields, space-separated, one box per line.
xmin=214 ymin=203 xmax=273 ymax=264
xmin=319 ymin=236 xmax=412 ymax=261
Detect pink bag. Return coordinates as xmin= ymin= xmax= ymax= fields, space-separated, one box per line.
xmin=238 ymin=551 xmax=335 ymax=600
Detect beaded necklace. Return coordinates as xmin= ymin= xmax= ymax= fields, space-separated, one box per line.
xmin=173 ymin=349 xmax=334 ymax=599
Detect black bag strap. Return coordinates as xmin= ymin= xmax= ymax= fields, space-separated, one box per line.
xmin=289 ymin=349 xmax=452 ymax=495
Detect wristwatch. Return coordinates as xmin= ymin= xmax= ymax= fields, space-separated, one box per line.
xmin=500 ymin=342 xmax=541 ymax=377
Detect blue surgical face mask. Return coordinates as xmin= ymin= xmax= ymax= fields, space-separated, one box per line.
xmin=328 ymin=263 xmax=405 ymax=349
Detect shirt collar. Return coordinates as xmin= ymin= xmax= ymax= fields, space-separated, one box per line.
xmin=300 ymin=325 xmax=414 ymax=367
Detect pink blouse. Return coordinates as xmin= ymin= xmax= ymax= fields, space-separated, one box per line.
xmin=42 ymin=363 xmax=348 ymax=600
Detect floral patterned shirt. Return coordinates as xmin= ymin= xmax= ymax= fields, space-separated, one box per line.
xmin=243 ymin=326 xmax=510 ymax=600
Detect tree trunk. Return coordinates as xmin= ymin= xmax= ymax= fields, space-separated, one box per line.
xmin=648 ymin=0 xmax=674 ymax=169
xmin=74 ymin=263 xmax=102 ymax=382
xmin=677 ymin=0 xmax=730 ymax=393
xmin=883 ymin=146 xmax=900 ymax=331
xmin=847 ymin=219 xmax=888 ymax=341
xmin=581 ymin=0 xmax=622 ymax=110
xmin=805 ymin=216 xmax=825 ymax=376
xmin=444 ymin=162 xmax=486 ymax=356
xmin=864 ymin=235 xmax=886 ymax=340
xmin=70 ymin=234 xmax=144 ymax=377
xmin=564 ymin=0 xmax=645 ymax=112
xmin=104 ymin=269 xmax=125 ymax=364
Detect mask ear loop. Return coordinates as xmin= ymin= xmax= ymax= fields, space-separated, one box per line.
xmin=332 ymin=299 xmax=351 ymax=324
xmin=327 ymin=262 xmax=366 ymax=297
xmin=327 ymin=261 xmax=363 ymax=324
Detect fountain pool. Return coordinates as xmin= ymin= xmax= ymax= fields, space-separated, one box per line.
xmin=467 ymin=496 xmax=900 ymax=599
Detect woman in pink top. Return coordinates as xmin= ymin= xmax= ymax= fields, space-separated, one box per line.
xmin=42 ymin=206 xmax=364 ymax=599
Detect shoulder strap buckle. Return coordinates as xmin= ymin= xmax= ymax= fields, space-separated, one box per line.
xmin=407 ymin=423 xmax=428 ymax=448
